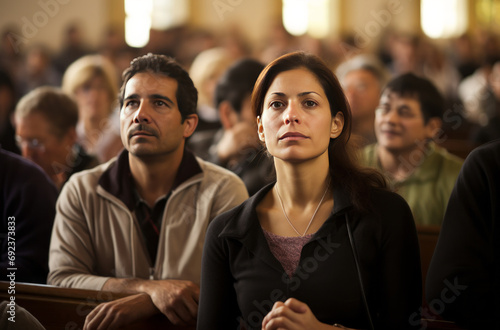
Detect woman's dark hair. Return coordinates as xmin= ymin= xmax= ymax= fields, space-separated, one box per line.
xmin=251 ymin=51 xmax=386 ymax=212
xmin=119 ymin=53 xmax=198 ymax=122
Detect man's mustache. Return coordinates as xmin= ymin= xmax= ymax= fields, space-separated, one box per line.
xmin=128 ymin=124 xmax=159 ymax=139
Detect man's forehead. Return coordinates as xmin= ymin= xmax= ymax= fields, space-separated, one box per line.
xmin=16 ymin=112 xmax=53 ymax=136
xmin=124 ymin=72 xmax=178 ymax=96
xmin=381 ymin=90 xmax=420 ymax=105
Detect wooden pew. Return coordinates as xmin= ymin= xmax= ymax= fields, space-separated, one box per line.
xmin=417 ymin=225 xmax=441 ymax=292
xmin=416 ymin=226 xmax=464 ymax=329
xmin=424 ymin=319 xmax=465 ymax=329
xmin=0 ymin=281 xmax=194 ymax=330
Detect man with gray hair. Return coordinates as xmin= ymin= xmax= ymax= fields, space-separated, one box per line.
xmin=336 ymin=54 xmax=390 ymax=146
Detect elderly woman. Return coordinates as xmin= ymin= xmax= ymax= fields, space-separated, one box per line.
xmin=197 ymin=52 xmax=422 ymax=329
xmin=62 ymin=54 xmax=123 ymax=162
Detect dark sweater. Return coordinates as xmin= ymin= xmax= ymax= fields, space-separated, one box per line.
xmin=198 ymin=183 xmax=422 ymax=329
xmin=426 ymin=139 xmax=500 ymax=329
xmin=0 ymin=147 xmax=58 ymax=283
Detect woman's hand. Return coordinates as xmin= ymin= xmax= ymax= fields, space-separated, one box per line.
xmin=261 ymin=298 xmax=336 ymax=330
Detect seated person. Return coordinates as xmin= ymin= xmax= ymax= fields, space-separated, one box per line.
xmin=198 ymin=52 xmax=421 ymax=329
xmin=48 ymin=54 xmax=248 ymax=329
xmin=473 ymin=61 xmax=500 ymax=144
xmin=189 ymin=58 xmax=275 ymax=195
xmin=62 ymin=54 xmax=123 ymax=163
xmin=0 ymin=69 xmax=19 ymax=155
xmin=361 ymin=73 xmax=463 ymax=226
xmin=15 ymin=86 xmax=99 ymax=190
xmin=426 ymin=139 xmax=500 ymax=329
xmin=336 ymin=54 xmax=390 ymax=147
xmin=0 ymin=146 xmax=58 ymax=284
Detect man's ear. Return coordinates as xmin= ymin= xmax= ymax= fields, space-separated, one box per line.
xmin=330 ymin=111 xmax=344 ymax=139
xmin=183 ymin=114 xmax=199 ymax=138
xmin=257 ymin=116 xmax=265 ymax=142
xmin=64 ymin=127 xmax=78 ymax=145
xmin=219 ymin=101 xmax=239 ymax=130
xmin=425 ymin=117 xmax=442 ymax=139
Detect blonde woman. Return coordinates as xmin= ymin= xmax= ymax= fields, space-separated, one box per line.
xmin=63 ymin=54 xmax=123 ymax=162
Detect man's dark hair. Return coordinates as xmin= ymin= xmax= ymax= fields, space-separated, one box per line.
xmin=384 ymin=73 xmax=444 ymax=123
xmin=119 ymin=53 xmax=198 ymax=121
xmin=214 ymin=58 xmax=264 ymax=114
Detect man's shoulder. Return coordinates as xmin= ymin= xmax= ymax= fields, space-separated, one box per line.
xmin=64 ymin=158 xmax=116 ymax=191
xmin=197 ymin=157 xmax=245 ymax=184
xmin=432 ymin=144 xmax=464 ymax=173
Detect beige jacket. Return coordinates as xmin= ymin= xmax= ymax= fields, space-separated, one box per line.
xmin=48 ymin=150 xmax=248 ymax=290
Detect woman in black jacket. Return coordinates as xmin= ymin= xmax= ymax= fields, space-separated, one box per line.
xmin=198 ymin=51 xmax=422 ymax=330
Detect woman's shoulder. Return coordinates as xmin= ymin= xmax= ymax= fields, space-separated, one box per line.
xmin=366 ymin=187 xmax=414 ymax=221
xmin=207 ymin=183 xmax=273 ymax=239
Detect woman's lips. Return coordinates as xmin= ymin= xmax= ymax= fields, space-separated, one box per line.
xmin=279 ymin=132 xmax=308 ymax=141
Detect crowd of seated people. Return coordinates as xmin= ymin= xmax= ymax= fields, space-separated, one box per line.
xmin=0 ymin=21 xmax=499 ymax=329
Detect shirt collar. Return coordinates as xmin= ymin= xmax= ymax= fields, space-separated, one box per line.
xmin=98 ymin=148 xmax=202 ymax=211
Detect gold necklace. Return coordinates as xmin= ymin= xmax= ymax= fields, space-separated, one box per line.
xmin=275 ymin=180 xmax=331 ymax=237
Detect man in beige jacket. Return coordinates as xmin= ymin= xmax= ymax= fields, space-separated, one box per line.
xmin=48 ymin=54 xmax=248 ymax=328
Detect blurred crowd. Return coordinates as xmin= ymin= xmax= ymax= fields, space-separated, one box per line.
xmin=1 ymin=22 xmax=500 ymax=165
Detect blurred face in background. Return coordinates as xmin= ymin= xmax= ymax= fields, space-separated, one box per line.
xmin=343 ymin=69 xmax=381 ymax=122
xmin=74 ymin=75 xmax=113 ymax=124
xmin=16 ymin=112 xmax=75 ymax=178
xmin=375 ymin=91 xmax=436 ymax=154
xmin=490 ymin=62 xmax=500 ymax=101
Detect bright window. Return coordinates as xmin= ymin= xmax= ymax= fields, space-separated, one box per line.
xmin=124 ymin=0 xmax=189 ymax=48
xmin=421 ymin=0 xmax=468 ymax=39
xmin=282 ymin=0 xmax=335 ymax=39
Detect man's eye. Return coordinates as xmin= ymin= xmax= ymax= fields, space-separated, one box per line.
xmin=126 ymin=100 xmax=138 ymax=107
xmin=155 ymin=100 xmax=167 ymax=107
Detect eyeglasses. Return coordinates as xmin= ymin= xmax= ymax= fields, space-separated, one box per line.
xmin=15 ymin=136 xmax=46 ymax=152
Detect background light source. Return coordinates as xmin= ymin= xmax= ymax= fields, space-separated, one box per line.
xmin=421 ymin=0 xmax=468 ymax=38
xmin=124 ymin=0 xmax=153 ymax=48
xmin=283 ymin=0 xmax=309 ymax=36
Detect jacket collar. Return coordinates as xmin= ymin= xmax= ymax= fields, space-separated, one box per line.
xmin=219 ymin=181 xmax=353 ymax=240
xmin=98 ymin=148 xmax=202 ymax=211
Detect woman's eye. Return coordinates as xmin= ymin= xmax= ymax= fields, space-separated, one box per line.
xmin=270 ymin=101 xmax=284 ymax=109
xmin=304 ymin=100 xmax=317 ymax=107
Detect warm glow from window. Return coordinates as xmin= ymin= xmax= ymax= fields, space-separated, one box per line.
xmin=125 ymin=0 xmax=188 ymax=48
xmin=282 ymin=0 xmax=333 ymax=38
xmin=151 ymin=0 xmax=189 ymax=30
xmin=124 ymin=0 xmax=152 ymax=48
xmin=421 ymin=0 xmax=468 ymax=38
xmin=283 ymin=0 xmax=309 ymax=36
xmin=308 ymin=0 xmax=330 ymax=39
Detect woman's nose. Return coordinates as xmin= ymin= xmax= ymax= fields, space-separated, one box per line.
xmin=284 ymin=102 xmax=300 ymax=125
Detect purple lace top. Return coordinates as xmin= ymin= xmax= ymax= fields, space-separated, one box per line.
xmin=262 ymin=228 xmax=313 ymax=278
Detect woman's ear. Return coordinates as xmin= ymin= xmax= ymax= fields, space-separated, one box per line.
xmin=257 ymin=116 xmax=265 ymax=142
xmin=330 ymin=112 xmax=344 ymax=139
